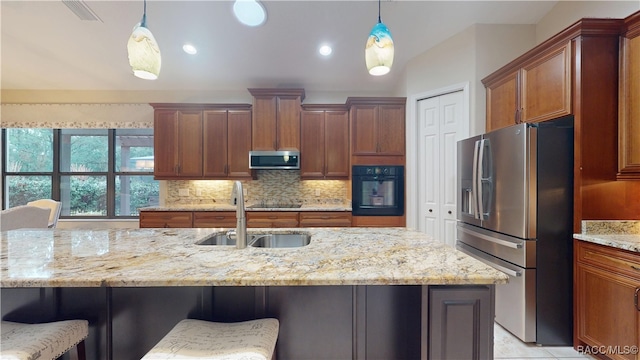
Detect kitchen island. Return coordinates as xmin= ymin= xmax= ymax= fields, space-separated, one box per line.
xmin=1 ymin=227 xmax=507 ymax=359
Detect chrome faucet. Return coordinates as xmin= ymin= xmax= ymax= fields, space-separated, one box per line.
xmin=227 ymin=181 xmax=248 ymax=249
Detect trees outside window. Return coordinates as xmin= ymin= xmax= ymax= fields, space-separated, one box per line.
xmin=2 ymin=128 xmax=159 ymax=218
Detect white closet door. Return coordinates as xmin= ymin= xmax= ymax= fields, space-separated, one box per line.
xmin=418 ymin=91 xmax=464 ymax=247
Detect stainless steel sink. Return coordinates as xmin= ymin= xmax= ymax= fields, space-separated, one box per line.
xmin=196 ymin=233 xmax=236 ymax=245
xmin=250 ymin=233 xmax=311 ymax=248
xmin=196 ymin=232 xmax=311 ymax=248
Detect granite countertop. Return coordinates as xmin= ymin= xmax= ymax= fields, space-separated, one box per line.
xmin=574 ymin=220 xmax=640 ymax=253
xmin=140 ymin=203 xmax=352 ymax=212
xmin=0 ymin=227 xmax=507 ymax=288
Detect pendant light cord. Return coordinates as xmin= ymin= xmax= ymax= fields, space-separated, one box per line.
xmin=140 ymin=0 xmax=147 ymax=27
xmin=377 ymin=0 xmax=381 ymax=23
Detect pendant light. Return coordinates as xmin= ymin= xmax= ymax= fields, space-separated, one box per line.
xmin=127 ymin=0 xmax=161 ymax=80
xmin=365 ymin=0 xmax=394 ymax=76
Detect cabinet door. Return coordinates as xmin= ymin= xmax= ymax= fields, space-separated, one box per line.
xmin=324 ymin=110 xmax=350 ymax=178
xmin=227 ymin=110 xmax=253 ymax=178
xmin=300 ymin=111 xmax=326 ymax=178
xmin=139 ymin=211 xmax=193 ymax=228
xmin=520 ymin=43 xmax=572 ymax=123
xmin=277 ymin=96 xmax=301 ymax=151
xmin=153 ymin=110 xmax=179 ymax=177
xmin=299 ymin=212 xmax=351 ymax=227
xmin=203 ymin=110 xmax=228 ymax=177
xmin=576 ymin=263 xmax=640 ymax=360
xmin=193 ymin=211 xmax=236 ymax=228
xmin=351 ymin=105 xmax=378 ymax=155
xmin=485 ymin=70 xmax=519 ymax=132
xmin=176 ymin=110 xmax=204 ymax=177
xmin=619 ymin=28 xmax=640 ymax=179
xmin=252 ymin=95 xmax=278 ymax=151
xmin=377 ymin=104 xmax=405 ymax=155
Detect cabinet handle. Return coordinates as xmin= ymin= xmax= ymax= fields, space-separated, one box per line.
xmin=428 ymin=209 xmax=433 ymax=213
xmin=448 ymin=210 xmax=452 ymax=214
xmin=635 ymin=287 xmax=640 ymax=311
xmin=215 ymin=216 xmax=225 ymax=220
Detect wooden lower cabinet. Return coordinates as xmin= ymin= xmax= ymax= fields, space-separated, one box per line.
xmin=247 ymin=212 xmax=299 ymax=228
xmin=575 ymin=240 xmax=640 ymax=360
xmin=299 ymin=212 xmax=352 ymax=227
xmin=192 ymin=211 xmax=236 ymax=228
xmin=352 ymin=215 xmax=405 ymax=227
xmin=139 ymin=211 xmax=193 ymax=228
xmin=141 ymin=210 xmax=355 ymax=228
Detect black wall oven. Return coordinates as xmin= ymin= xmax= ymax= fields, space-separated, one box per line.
xmin=352 ymin=165 xmax=404 ymax=216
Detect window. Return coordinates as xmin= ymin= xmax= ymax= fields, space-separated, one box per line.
xmin=2 ymin=128 xmax=159 ymax=218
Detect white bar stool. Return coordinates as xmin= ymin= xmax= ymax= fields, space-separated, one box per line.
xmin=141 ymin=318 xmax=279 ymax=360
xmin=0 ymin=320 xmax=89 ymax=360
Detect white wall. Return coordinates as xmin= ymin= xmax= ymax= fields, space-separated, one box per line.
xmin=536 ymin=1 xmax=639 ymax=44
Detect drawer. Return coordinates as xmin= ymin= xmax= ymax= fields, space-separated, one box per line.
xmin=576 ymin=240 xmax=640 ymax=280
xmin=193 ymin=211 xmax=236 ymax=228
xmin=139 ymin=211 xmax=193 ymax=228
xmin=247 ymin=212 xmax=299 ymax=228
xmin=299 ymin=212 xmax=352 ymax=227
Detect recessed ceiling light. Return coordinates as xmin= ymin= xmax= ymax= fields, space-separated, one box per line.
xmin=319 ymin=45 xmax=332 ymax=56
xmin=233 ymin=0 xmax=266 ymax=27
xmin=182 ymin=44 xmax=197 ymax=55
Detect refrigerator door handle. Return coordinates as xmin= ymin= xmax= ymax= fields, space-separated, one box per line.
xmin=472 ymin=139 xmax=481 ymax=219
xmin=458 ymin=226 xmax=523 ymax=249
xmin=477 ymin=139 xmax=486 ymax=220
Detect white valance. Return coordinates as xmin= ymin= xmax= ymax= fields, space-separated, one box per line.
xmin=0 ymin=103 xmax=153 ymax=128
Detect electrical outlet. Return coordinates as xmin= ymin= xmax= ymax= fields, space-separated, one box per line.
xmin=196 ymin=189 xmax=203 ymax=197
xmin=179 ymin=188 xmax=189 ymax=197
xmin=315 ymin=189 xmax=321 ymax=196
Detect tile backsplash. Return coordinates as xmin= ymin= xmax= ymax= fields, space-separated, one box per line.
xmin=165 ymin=170 xmax=349 ymax=206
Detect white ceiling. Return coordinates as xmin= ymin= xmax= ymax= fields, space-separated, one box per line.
xmin=1 ymin=1 xmax=562 ymax=94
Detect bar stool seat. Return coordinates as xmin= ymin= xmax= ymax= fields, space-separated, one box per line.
xmin=0 ymin=320 xmax=88 ymax=360
xmin=141 ymin=318 xmax=279 ymax=360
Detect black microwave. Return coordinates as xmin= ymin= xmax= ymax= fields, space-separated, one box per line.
xmin=352 ymin=165 xmax=404 ymax=216
xmin=249 ymin=151 xmax=300 ymax=170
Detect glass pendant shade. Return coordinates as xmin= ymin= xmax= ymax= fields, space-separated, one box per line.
xmin=127 ymin=23 xmax=161 ymax=80
xmin=365 ymin=21 xmax=394 ymax=76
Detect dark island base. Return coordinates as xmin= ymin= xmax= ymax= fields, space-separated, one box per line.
xmin=1 ymin=285 xmax=495 ymax=360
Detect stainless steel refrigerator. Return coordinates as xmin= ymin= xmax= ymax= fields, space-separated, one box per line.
xmin=456 ymin=116 xmax=573 ymax=345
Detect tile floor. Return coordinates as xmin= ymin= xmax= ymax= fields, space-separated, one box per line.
xmin=494 ymin=322 xmax=594 ymax=360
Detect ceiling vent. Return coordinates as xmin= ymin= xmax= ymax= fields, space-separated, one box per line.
xmin=62 ymin=0 xmax=102 ymax=22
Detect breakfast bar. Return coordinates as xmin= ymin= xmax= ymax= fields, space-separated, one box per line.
xmin=1 ymin=227 xmax=507 ymax=359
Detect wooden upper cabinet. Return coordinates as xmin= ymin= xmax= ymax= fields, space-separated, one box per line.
xmin=227 ymin=110 xmax=253 ymax=178
xmin=520 ymin=43 xmax=572 ymax=123
xmin=248 ymin=88 xmax=305 ymax=151
xmin=485 ymin=70 xmax=518 ymax=132
xmin=203 ymin=109 xmax=253 ymax=179
xmin=203 ymin=110 xmax=228 ymax=177
xmin=483 ymin=42 xmax=571 ymax=131
xmin=618 ymin=11 xmax=640 ymax=180
xmin=153 ymin=110 xmax=180 ymax=178
xmin=347 ymin=97 xmax=406 ymax=156
xmin=300 ymin=105 xmax=349 ymax=179
xmin=151 ymin=103 xmax=252 ymax=180
xmin=153 ymin=109 xmax=203 ymax=178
